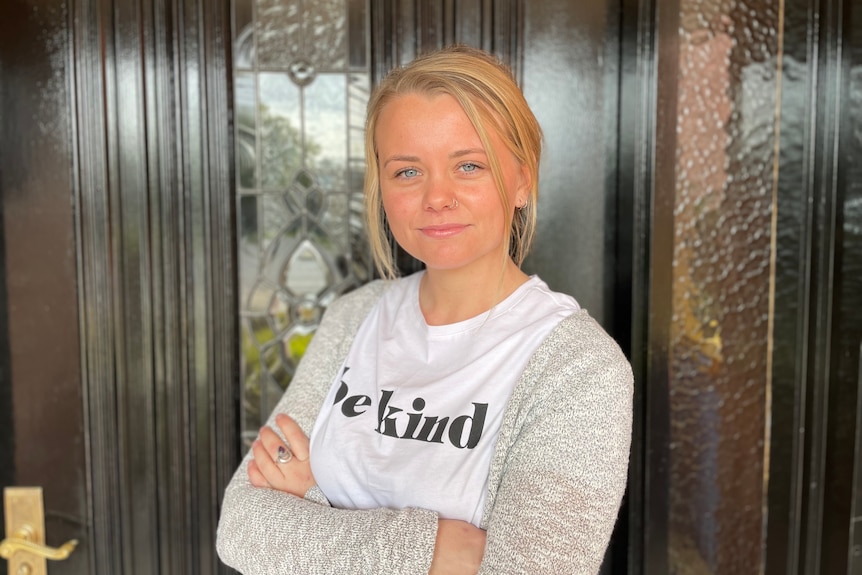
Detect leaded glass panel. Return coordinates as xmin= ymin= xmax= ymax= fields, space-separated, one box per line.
xmin=233 ymin=0 xmax=372 ymax=449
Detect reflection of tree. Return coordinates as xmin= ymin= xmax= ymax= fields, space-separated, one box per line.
xmin=238 ymin=102 xmax=345 ymax=193
xmin=259 ymin=105 xmax=320 ymax=189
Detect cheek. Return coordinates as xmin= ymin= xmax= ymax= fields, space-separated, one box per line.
xmin=381 ymin=192 xmax=412 ymax=219
xmin=380 ymin=193 xmax=396 ymax=218
xmin=381 ymin=193 xmax=411 ymax=229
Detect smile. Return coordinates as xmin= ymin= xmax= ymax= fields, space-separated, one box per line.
xmin=419 ymin=224 xmax=468 ymax=238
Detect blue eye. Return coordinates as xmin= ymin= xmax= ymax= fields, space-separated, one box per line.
xmin=459 ymin=162 xmax=480 ymax=173
xmin=397 ymin=168 xmax=420 ymax=178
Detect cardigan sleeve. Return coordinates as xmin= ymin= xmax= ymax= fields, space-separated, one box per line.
xmin=216 ymin=285 xmax=441 ymax=575
xmin=477 ymin=314 xmax=633 ymax=575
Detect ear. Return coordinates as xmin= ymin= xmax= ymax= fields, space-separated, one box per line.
xmin=515 ymin=163 xmax=531 ymax=207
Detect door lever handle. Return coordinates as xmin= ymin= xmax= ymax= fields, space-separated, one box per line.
xmin=0 ymin=525 xmax=78 ymax=561
xmin=3 ymin=487 xmax=78 ymax=575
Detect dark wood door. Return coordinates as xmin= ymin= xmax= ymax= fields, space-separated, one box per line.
xmin=5 ymin=1 xmax=859 ymax=575
xmin=1 ymin=0 xmax=237 ymax=573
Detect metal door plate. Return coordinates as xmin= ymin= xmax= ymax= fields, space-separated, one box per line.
xmin=4 ymin=487 xmax=47 ymax=575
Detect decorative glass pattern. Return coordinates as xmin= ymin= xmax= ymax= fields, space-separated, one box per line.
xmin=233 ymin=0 xmax=372 ymax=449
xmin=667 ymin=1 xmax=780 ymax=573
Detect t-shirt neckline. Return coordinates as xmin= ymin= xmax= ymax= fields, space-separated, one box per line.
xmin=409 ymin=272 xmax=541 ymax=338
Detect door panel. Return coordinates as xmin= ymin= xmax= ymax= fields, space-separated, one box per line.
xmin=69 ymin=0 xmax=237 ymax=572
xmin=521 ymin=0 xmax=621 ymax=326
xmin=0 ymin=1 xmax=90 ymax=574
xmin=2 ymin=0 xmax=238 ymax=573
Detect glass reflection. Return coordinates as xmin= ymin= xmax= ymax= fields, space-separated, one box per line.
xmin=305 ymin=74 xmax=348 ymax=190
xmin=236 ymin=73 xmax=257 ymax=188
xmin=259 ymin=73 xmax=301 ymax=190
xmin=285 ymin=240 xmax=332 ymax=296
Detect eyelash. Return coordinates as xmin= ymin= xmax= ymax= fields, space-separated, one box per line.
xmin=395 ymin=167 xmax=420 ymax=179
xmin=393 ymin=162 xmax=483 ymax=179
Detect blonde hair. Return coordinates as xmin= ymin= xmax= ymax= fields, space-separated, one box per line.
xmin=364 ymin=44 xmax=543 ymax=279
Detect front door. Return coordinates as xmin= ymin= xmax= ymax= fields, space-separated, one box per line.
xmin=2 ymin=0 xmax=633 ymax=574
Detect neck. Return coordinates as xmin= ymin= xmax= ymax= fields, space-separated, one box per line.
xmin=419 ymin=258 xmax=529 ymax=325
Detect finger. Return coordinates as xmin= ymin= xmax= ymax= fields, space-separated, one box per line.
xmin=251 ymin=439 xmax=285 ymax=486
xmin=258 ymin=426 xmax=290 ymax=460
xmin=247 ymin=460 xmax=271 ymax=488
xmin=275 ymin=414 xmax=310 ymax=461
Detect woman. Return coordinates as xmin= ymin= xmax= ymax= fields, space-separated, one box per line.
xmin=217 ymin=45 xmax=632 ymax=574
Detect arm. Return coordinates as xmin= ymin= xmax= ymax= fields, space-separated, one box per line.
xmin=477 ymin=317 xmax=633 ymax=574
xmin=217 ymin=283 xmax=485 ymax=574
xmin=246 ymin=413 xmax=487 ymax=574
xmin=217 ymin=457 xmax=439 ymax=574
xmin=217 ymin=286 xmax=442 ymax=574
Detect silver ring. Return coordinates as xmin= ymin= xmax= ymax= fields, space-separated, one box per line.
xmin=276 ymin=444 xmax=293 ymax=464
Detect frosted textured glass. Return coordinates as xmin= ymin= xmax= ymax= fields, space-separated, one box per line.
xmin=668 ymin=1 xmax=780 ymax=573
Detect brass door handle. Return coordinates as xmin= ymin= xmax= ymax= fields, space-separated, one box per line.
xmin=0 ymin=526 xmax=78 ymax=560
xmin=3 ymin=487 xmax=77 ymax=575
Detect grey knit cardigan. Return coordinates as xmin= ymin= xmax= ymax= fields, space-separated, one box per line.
xmin=217 ymin=279 xmax=633 ymax=574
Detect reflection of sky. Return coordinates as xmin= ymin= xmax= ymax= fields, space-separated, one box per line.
xmin=235 ymin=73 xmax=256 ymax=119
xmin=255 ymin=73 xmax=347 ymax=167
xmin=305 ymin=74 xmax=347 ymax=167
xmin=259 ymin=73 xmax=301 ymax=129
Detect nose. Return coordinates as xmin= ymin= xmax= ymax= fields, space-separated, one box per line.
xmin=422 ymin=175 xmax=457 ymax=211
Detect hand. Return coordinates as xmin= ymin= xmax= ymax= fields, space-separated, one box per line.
xmin=248 ymin=413 xmax=317 ymax=497
xmin=429 ymin=519 xmax=486 ymax=575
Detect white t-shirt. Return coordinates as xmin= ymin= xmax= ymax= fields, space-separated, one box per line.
xmin=309 ymin=272 xmax=580 ymax=526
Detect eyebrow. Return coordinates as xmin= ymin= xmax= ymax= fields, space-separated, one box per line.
xmin=382 ymin=148 xmax=487 ymax=167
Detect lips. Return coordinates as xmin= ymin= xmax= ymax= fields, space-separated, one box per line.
xmin=419 ymin=224 xmax=468 ymax=238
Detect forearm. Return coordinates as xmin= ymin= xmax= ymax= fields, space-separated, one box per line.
xmin=217 ymin=466 xmax=439 ymax=574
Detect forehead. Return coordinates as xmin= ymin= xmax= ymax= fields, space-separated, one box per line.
xmin=374 ymin=92 xmax=502 ymax=148
xmin=378 ymin=91 xmax=466 ymax=121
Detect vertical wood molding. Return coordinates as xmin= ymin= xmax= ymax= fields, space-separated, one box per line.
xmin=618 ymin=0 xmax=659 ymax=572
xmin=199 ymin=1 xmax=239 ymax=573
xmin=800 ymin=0 xmax=842 ymax=567
xmin=765 ymin=0 xmax=816 ymax=573
xmin=72 ymin=0 xmax=237 ymax=573
xmin=370 ymin=0 xmax=523 ymax=81
xmin=850 ymin=342 xmax=862 ymax=575
xmin=762 ymin=0 xmax=862 ymax=573
xmin=641 ymin=0 xmax=680 ymax=571
xmin=625 ymin=0 xmax=667 ymax=561
xmin=71 ymin=0 xmax=125 ymax=571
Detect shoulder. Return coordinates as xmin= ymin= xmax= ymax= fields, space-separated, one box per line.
xmin=322 ymin=280 xmax=388 ymax=323
xmin=523 ymin=275 xmax=581 ymax=314
xmin=525 ymin=310 xmax=633 ymax=405
xmin=543 ymin=311 xmax=628 ymax=366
